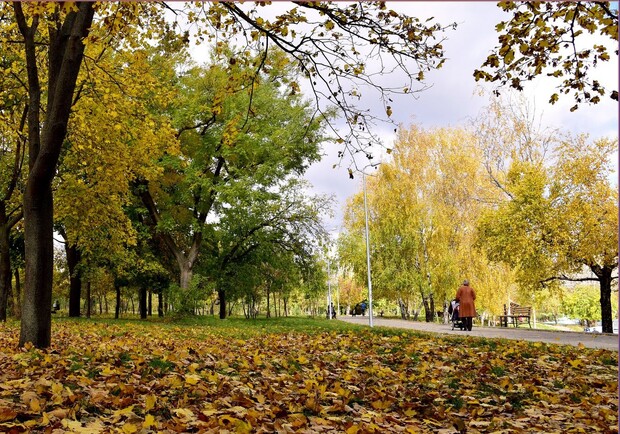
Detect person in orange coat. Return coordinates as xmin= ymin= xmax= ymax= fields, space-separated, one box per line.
xmin=455 ymin=279 xmax=476 ymax=331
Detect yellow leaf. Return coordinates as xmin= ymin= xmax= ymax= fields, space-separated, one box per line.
xmin=145 ymin=394 xmax=156 ymax=412
xmin=62 ymin=419 xmax=83 ymax=430
xmin=29 ymin=397 xmax=41 ymax=412
xmin=185 ymin=374 xmax=201 ymax=385
xmin=122 ymin=423 xmax=138 ymax=433
xmin=173 ymin=408 xmax=195 ymax=421
xmin=346 ymin=425 xmax=360 ymax=433
xmin=143 ymin=414 xmax=156 ymax=429
xmin=371 ymin=399 xmax=391 ymax=410
xmin=41 ymin=412 xmax=51 ymax=426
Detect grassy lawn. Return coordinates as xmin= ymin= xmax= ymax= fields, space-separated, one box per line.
xmin=0 ymin=316 xmax=617 ymax=433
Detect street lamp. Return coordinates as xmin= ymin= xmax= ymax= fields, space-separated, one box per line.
xmin=327 ymin=257 xmax=333 ymax=319
xmin=362 ymin=172 xmax=374 ymax=328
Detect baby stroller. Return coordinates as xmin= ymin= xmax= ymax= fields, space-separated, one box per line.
xmin=448 ymin=299 xmax=465 ymax=330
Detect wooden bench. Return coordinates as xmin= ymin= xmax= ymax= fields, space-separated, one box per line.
xmin=498 ymin=303 xmax=532 ymax=328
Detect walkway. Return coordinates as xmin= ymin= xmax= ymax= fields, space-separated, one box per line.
xmin=338 ymin=316 xmax=619 ymax=351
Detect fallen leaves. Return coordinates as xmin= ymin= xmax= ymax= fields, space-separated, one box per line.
xmin=0 ymin=320 xmax=617 ymax=433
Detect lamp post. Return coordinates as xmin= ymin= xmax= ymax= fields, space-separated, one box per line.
xmin=363 ymin=173 xmax=374 ymax=328
xmin=327 ymin=257 xmax=333 ymax=319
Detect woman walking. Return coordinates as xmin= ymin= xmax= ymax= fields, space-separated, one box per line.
xmin=455 ymin=280 xmax=476 ymax=331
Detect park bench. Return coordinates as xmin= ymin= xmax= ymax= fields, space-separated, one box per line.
xmin=498 ymin=302 xmax=532 ymax=328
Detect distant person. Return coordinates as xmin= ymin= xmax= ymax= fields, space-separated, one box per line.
xmin=360 ymin=301 xmax=367 ymax=316
xmin=455 ymin=280 xmax=476 ymax=331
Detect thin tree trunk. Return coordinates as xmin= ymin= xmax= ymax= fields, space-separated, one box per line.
xmin=148 ymin=290 xmax=152 ymax=316
xmin=13 ymin=268 xmax=21 ymax=319
xmin=0 ymin=218 xmax=11 ymax=322
xmin=158 ymin=291 xmax=163 ymax=317
xmin=266 ymin=285 xmax=271 ymax=318
xmin=115 ymin=285 xmax=121 ymax=319
xmin=218 ymin=289 xmax=226 ymax=319
xmin=66 ymin=243 xmax=82 ymax=317
xmin=86 ymin=281 xmax=91 ymax=319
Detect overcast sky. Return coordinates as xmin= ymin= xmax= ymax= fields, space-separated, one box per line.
xmin=301 ymin=2 xmax=619 ymax=231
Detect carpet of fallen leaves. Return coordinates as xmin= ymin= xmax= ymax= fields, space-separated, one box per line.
xmin=0 ymin=320 xmax=617 ymax=434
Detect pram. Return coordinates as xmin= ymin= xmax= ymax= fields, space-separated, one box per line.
xmin=448 ymin=299 xmax=465 ymax=330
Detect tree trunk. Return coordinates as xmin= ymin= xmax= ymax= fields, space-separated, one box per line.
xmin=115 ymin=285 xmax=121 ymax=319
xmin=158 ymin=291 xmax=163 ymax=317
xmin=66 ymin=243 xmax=82 ymax=317
xmin=180 ymin=263 xmax=192 ymax=290
xmin=398 ymin=298 xmax=409 ymax=320
xmin=0 ymin=218 xmax=11 ymax=322
xmin=16 ymin=2 xmax=95 ymax=348
xmin=148 ymin=290 xmax=152 ymax=316
xmin=266 ymin=285 xmax=271 ymax=318
xmin=218 ymin=289 xmax=226 ymax=319
xmin=20 ymin=184 xmax=54 ymax=347
xmin=85 ymin=281 xmax=91 ymax=319
xmin=139 ymin=287 xmax=147 ymax=319
xmin=13 ymin=268 xmax=21 ymax=319
xmin=592 ymin=265 xmax=614 ymax=334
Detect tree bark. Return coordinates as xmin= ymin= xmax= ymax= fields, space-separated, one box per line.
xmin=592 ymin=264 xmax=615 ymax=334
xmin=148 ymin=290 xmax=152 ymax=316
xmin=115 ymin=285 xmax=121 ymax=319
xmin=85 ymin=280 xmax=91 ymax=319
xmin=139 ymin=287 xmax=147 ymax=319
xmin=218 ymin=289 xmax=226 ymax=319
xmin=66 ymin=243 xmax=82 ymax=317
xmin=13 ymin=268 xmax=21 ymax=319
xmin=16 ymin=2 xmax=95 ymax=348
xmin=158 ymin=291 xmax=163 ymax=317
xmin=0 ymin=212 xmax=11 ymax=321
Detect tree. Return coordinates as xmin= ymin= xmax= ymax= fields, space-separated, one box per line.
xmin=6 ymin=1 xmax=456 ymax=347
xmin=205 ymin=178 xmax=330 ymax=319
xmin=11 ymin=2 xmax=95 ymax=347
xmin=138 ymin=50 xmax=328 ymax=296
xmin=478 ymin=135 xmax=618 ymax=332
xmin=0 ymin=45 xmax=26 ymax=321
xmin=54 ymin=36 xmax=178 ymax=317
xmin=474 ymin=1 xmax=618 ymax=111
xmin=340 ymin=125 xmax=501 ymax=321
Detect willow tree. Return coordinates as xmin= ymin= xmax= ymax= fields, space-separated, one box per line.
xmin=341 ymin=125 xmax=498 ymax=321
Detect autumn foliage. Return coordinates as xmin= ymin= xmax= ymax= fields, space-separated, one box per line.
xmin=0 ymin=319 xmax=617 ymax=433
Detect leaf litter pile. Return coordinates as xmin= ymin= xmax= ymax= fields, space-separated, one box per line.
xmin=0 ymin=321 xmax=617 ymax=433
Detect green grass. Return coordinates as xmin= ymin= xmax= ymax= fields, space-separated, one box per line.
xmin=53 ymin=314 xmax=370 ymax=338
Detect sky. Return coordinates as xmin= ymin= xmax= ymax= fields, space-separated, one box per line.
xmin=300 ymin=2 xmax=619 ymax=231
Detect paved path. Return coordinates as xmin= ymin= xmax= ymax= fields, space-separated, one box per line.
xmin=338 ymin=316 xmax=619 ymax=351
